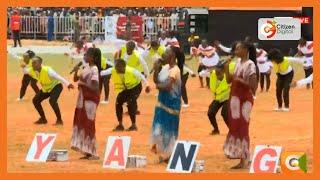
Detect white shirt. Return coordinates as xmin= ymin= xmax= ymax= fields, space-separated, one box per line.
xmin=256 ymin=48 xmax=272 ymax=73
xmin=198 ymin=45 xmax=219 ymax=67
xmin=167 ymin=37 xmax=180 ymax=48
xmin=100 ymin=67 xmax=149 ymax=86
xmin=159 ymin=37 xmax=169 ymax=46
xmin=297 ymin=74 xmax=313 ymax=87
xmin=287 ymin=56 xmax=312 ymax=69
xmin=198 ymin=69 xmax=211 ymax=77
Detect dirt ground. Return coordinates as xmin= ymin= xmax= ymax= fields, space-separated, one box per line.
xmin=6 ymin=40 xmax=313 ymax=173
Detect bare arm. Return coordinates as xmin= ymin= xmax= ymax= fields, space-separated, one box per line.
xmin=248 ymin=73 xmax=258 ymax=95
xmin=73 ymin=69 xmax=80 ymax=82
xmin=153 ymin=61 xmax=162 ymax=84
xmin=218 ymin=44 xmax=232 ymax=54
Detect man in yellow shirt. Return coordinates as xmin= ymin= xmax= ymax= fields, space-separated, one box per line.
xmin=24 ymin=56 xmax=74 ymax=125
xmin=100 ymin=59 xmax=151 ymax=131
xmin=146 ymin=40 xmax=166 ymax=61
xmin=199 ymin=61 xmax=230 ymax=135
xmin=119 ymin=41 xmax=150 ymax=76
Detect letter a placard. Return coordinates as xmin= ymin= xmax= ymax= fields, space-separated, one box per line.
xmin=167 ymin=140 xmax=200 ymax=173
xmin=26 ymin=133 xmax=57 ymax=162
xmin=250 ymin=145 xmax=282 ymax=173
xmin=103 ymin=136 xmax=131 ymax=169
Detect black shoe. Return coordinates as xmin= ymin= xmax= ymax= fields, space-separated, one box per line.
xmin=34 ymin=118 xmax=48 ymax=125
xmin=210 ymin=130 xmax=220 ymax=135
xmin=53 ymin=120 xmax=63 ymax=126
xmin=113 ymin=124 xmax=125 ymax=132
xmin=126 ymin=124 xmax=138 ymax=131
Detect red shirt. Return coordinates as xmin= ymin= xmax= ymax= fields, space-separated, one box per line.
xmin=11 ymin=15 xmax=21 ymax=31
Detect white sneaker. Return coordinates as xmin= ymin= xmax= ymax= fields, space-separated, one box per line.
xmin=273 ymin=107 xmax=282 ymax=112
xmin=16 ymin=98 xmax=23 ymax=102
xmin=100 ymin=100 xmax=109 ymax=104
xmin=182 ymin=104 xmax=190 ymax=108
xmin=282 ymin=108 xmax=290 ymax=112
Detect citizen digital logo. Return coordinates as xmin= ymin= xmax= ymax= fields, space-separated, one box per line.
xmin=258 ymin=17 xmax=301 ymax=40
xmin=276 ymin=24 xmax=296 ymax=35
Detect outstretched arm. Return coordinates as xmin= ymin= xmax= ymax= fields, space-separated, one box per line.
xmin=218 ymin=44 xmax=232 ymax=54
xmin=100 ymin=68 xmax=113 ymax=77
xmin=48 ymin=68 xmax=71 ymax=86
xmin=139 ymin=57 xmax=150 ymax=77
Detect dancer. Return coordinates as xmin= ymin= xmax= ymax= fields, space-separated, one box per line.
xmin=71 ymin=47 xmax=100 ymax=160
xmin=10 ymin=50 xmax=40 ymax=101
xmin=199 ymin=61 xmax=230 ymax=135
xmin=196 ymin=39 xmax=219 ymax=88
xmin=143 ymin=40 xmax=166 ymax=63
xmin=256 ymin=47 xmax=272 ymax=92
xmin=167 ymin=31 xmax=180 ymax=48
xmin=268 ymin=49 xmax=304 ymax=111
xmin=223 ymin=41 xmax=258 ymax=169
xmin=23 ymin=56 xmax=74 ymax=125
xmin=158 ymin=30 xmax=169 ymax=47
xmin=95 ymin=48 xmax=114 ymax=104
xmin=100 ymin=59 xmax=151 ymax=131
xmin=64 ymin=40 xmax=94 ymax=66
xmin=118 ymin=40 xmax=150 ymax=76
xmin=181 ymin=65 xmax=196 ymax=108
xmin=151 ymin=47 xmax=181 ymax=163
xmin=296 ymin=38 xmax=313 ymax=89
xmin=117 ymin=40 xmax=150 ymax=114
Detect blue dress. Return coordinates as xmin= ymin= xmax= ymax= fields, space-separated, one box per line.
xmin=151 ymin=65 xmax=181 ymax=155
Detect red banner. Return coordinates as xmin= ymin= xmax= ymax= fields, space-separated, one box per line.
xmin=116 ymin=16 xmax=143 ymax=43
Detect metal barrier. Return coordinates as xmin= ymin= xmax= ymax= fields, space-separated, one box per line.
xmin=143 ymin=17 xmax=178 ymax=39
xmin=8 ymin=16 xmax=179 ymax=40
xmin=20 ymin=16 xmax=48 ymax=38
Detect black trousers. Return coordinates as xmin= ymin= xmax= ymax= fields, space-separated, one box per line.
xmin=12 ymin=30 xmax=21 ymax=47
xmin=276 ymin=71 xmax=294 ymax=108
xmin=260 ymin=72 xmax=271 ymax=91
xmin=304 ymin=67 xmax=313 ymax=88
xmin=20 ymin=74 xmax=40 ymax=99
xmin=99 ymin=75 xmax=111 ymax=101
xmin=181 ymin=72 xmax=189 ymax=104
xmin=207 ymin=100 xmax=229 ymax=131
xmin=32 ymin=84 xmax=63 ymax=121
xmin=116 ymin=83 xmax=142 ymax=125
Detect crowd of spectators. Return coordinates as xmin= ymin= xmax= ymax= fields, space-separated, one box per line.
xmin=7 ymin=7 xmax=185 ymax=18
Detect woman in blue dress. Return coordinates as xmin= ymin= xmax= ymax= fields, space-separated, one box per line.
xmin=150 ymin=47 xmax=182 ymax=163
